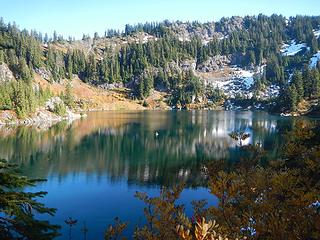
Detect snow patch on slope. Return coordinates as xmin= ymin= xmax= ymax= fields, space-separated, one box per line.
xmin=280 ymin=40 xmax=307 ymax=56
xmin=207 ymin=65 xmax=279 ymax=100
xmin=314 ymin=29 xmax=320 ymax=39
xmin=309 ymin=52 xmax=320 ymax=68
xmin=218 ymin=35 xmax=229 ymax=40
xmin=209 ymin=67 xmax=255 ymax=90
xmin=259 ymin=85 xmax=280 ymax=99
xmin=208 ymin=67 xmax=258 ymax=98
xmin=235 ymin=69 xmax=254 ymax=88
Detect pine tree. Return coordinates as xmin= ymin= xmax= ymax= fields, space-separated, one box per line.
xmin=292 ymin=71 xmax=304 ymax=102
xmin=309 ymin=35 xmax=318 ymax=53
xmin=17 ymin=58 xmax=32 ymax=82
xmin=66 ymin=52 xmax=73 ymax=79
xmin=303 ymin=68 xmax=313 ymax=98
xmin=64 ymin=80 xmax=74 ymax=108
xmin=248 ymin=50 xmax=256 ymax=65
xmin=288 ymin=84 xmax=298 ymax=111
xmin=143 ymin=74 xmax=154 ymax=97
xmin=0 ymin=159 xmax=60 ymax=239
xmin=310 ymin=69 xmax=320 ymax=97
xmin=12 ymin=81 xmax=28 ymax=118
xmin=53 ymin=30 xmax=57 ymax=42
xmin=0 ymin=83 xmax=13 ymax=110
xmin=44 ymin=33 xmax=49 ymax=43
xmin=85 ymin=54 xmax=97 ymax=82
xmin=93 ymin=32 xmax=99 ymax=40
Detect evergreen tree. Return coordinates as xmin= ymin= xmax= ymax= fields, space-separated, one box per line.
xmin=143 ymin=73 xmax=154 ymax=97
xmin=53 ymin=30 xmax=58 ymax=42
xmin=288 ymin=84 xmax=298 ymax=111
xmin=64 ymin=80 xmax=74 ymax=108
xmin=0 ymin=159 xmax=60 ymax=239
xmin=65 ymin=51 xmax=73 ymax=79
xmin=0 ymin=83 xmax=13 ymax=110
xmin=44 ymin=33 xmax=49 ymax=43
xmin=292 ymin=70 xmax=304 ymax=102
xmin=93 ymin=32 xmax=99 ymax=40
xmin=17 ymin=58 xmax=32 ymax=82
xmin=310 ymin=69 xmax=320 ymax=97
xmin=310 ymin=35 xmax=318 ymax=53
xmin=303 ymin=68 xmax=313 ymax=98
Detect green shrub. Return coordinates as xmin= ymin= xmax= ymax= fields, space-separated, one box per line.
xmin=53 ymin=102 xmax=67 ymax=116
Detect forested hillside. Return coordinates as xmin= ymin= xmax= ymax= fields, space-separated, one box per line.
xmin=1 ymin=14 xmax=320 ymax=116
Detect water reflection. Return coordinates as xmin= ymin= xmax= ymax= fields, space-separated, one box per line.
xmin=0 ymin=111 xmax=307 ymax=187
xmin=2 ymin=111 xmax=318 ymax=239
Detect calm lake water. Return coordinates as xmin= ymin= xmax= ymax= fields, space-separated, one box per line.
xmin=0 ymin=110 xmax=317 ymax=239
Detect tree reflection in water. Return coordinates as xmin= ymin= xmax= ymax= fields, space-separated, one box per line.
xmin=0 ymin=111 xmax=306 ymax=187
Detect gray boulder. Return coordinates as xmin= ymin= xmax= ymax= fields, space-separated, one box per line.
xmin=45 ymin=97 xmax=64 ymax=112
xmin=0 ymin=63 xmax=15 ymax=83
xmin=35 ymin=67 xmax=52 ymax=81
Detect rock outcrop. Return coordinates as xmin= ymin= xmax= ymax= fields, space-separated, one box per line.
xmin=0 ymin=63 xmax=15 ymax=83
xmin=0 ymin=108 xmax=85 ymax=126
xmin=35 ymin=67 xmax=52 ymax=81
xmin=181 ymin=59 xmax=197 ymax=72
xmin=45 ymin=97 xmax=64 ymax=112
xmin=0 ymin=96 xmax=86 ymax=126
xmin=197 ymin=55 xmax=231 ymax=72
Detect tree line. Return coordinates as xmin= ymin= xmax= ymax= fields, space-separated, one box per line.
xmin=0 ymin=15 xmax=320 ymax=112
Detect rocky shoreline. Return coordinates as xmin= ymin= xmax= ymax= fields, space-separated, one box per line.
xmin=0 ymin=109 xmax=85 ymax=128
xmin=1 ymin=99 xmax=317 ymax=128
xmin=0 ymin=95 xmax=88 ymax=127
